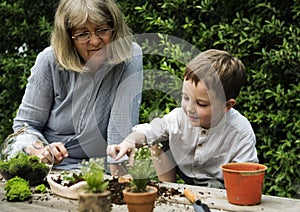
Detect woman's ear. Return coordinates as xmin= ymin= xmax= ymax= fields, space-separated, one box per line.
xmin=224 ymin=99 xmax=236 ymax=112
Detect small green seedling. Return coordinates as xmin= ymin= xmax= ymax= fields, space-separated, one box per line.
xmin=127 ymin=145 xmax=156 ymax=193
xmin=80 ymin=158 xmax=109 ymax=193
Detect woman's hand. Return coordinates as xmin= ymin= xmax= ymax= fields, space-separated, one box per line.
xmin=27 ymin=141 xmax=68 ymax=165
xmin=41 ymin=142 xmax=68 ymax=165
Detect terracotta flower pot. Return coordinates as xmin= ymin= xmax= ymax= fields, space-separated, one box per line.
xmin=221 ymin=162 xmax=267 ymax=206
xmin=122 ymin=185 xmax=158 ymax=212
xmin=78 ymin=190 xmax=111 ymax=212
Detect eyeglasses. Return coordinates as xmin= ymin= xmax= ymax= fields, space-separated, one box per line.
xmin=72 ymin=28 xmax=114 ymax=43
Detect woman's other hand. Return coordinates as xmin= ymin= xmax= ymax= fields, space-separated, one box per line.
xmin=30 ymin=141 xmax=68 ymax=165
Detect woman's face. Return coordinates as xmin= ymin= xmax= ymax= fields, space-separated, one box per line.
xmin=71 ymin=21 xmax=113 ymax=62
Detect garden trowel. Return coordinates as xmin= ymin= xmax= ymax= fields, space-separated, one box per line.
xmin=184 ymin=189 xmax=211 ymax=212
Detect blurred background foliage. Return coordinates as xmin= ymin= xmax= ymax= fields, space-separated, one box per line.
xmin=0 ymin=0 xmax=299 ymax=198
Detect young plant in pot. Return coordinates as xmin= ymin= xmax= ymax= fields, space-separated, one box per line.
xmin=78 ymin=158 xmax=111 ymax=212
xmin=122 ymin=145 xmax=158 ymax=212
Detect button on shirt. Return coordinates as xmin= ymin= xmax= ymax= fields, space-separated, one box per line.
xmin=133 ymin=107 xmax=258 ymax=180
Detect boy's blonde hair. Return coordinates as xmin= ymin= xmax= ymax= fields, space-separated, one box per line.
xmin=51 ymin=0 xmax=133 ymax=72
xmin=184 ymin=49 xmax=246 ymax=101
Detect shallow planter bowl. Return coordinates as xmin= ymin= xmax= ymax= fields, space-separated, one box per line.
xmin=47 ymin=174 xmax=87 ymax=200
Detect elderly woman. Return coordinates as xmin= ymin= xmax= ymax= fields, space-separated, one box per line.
xmin=11 ymin=0 xmax=143 ymax=175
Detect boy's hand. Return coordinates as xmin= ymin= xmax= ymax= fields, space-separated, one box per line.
xmin=107 ymin=131 xmax=146 ymax=166
xmin=107 ymin=140 xmax=136 ymax=166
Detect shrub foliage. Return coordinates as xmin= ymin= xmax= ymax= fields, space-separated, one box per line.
xmin=0 ymin=0 xmax=299 ymax=198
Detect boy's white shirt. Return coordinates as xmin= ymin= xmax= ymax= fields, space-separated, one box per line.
xmin=133 ymin=107 xmax=258 ymax=180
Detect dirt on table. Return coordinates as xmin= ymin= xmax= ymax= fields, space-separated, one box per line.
xmin=107 ymin=177 xmax=183 ymax=205
xmin=48 ymin=174 xmax=183 ymax=205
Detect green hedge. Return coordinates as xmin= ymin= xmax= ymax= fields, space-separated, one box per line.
xmin=0 ymin=0 xmax=299 ymax=198
xmin=0 ymin=0 xmax=56 ymax=142
xmin=120 ymin=0 xmax=300 ymax=198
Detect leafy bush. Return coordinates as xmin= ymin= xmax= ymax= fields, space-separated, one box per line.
xmin=0 ymin=0 xmax=56 ymax=142
xmin=118 ymin=0 xmax=300 ymax=198
xmin=0 ymin=0 xmax=299 ymax=198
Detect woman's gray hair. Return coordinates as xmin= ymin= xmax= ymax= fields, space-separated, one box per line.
xmin=51 ymin=0 xmax=133 ymax=72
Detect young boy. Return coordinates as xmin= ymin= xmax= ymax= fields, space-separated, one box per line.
xmin=107 ymin=49 xmax=258 ymax=188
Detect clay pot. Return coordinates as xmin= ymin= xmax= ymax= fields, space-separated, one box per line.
xmin=221 ymin=162 xmax=267 ymax=205
xmin=122 ymin=185 xmax=158 ymax=212
xmin=78 ymin=190 xmax=111 ymax=212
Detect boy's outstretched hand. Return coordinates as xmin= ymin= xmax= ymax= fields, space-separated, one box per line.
xmin=107 ymin=131 xmax=146 ymax=166
xmin=107 ymin=140 xmax=136 ymax=166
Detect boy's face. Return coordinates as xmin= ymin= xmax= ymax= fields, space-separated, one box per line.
xmin=181 ymin=79 xmax=224 ymax=128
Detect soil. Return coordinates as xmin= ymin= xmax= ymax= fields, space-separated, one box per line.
xmin=107 ymin=177 xmax=183 ymax=205
xmin=50 ymin=174 xmax=183 ymax=205
xmin=50 ymin=172 xmax=84 ymax=187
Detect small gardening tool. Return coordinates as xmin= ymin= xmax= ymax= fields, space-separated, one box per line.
xmin=184 ymin=189 xmax=211 ymax=212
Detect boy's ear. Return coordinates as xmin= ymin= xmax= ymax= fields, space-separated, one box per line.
xmin=224 ymin=99 xmax=236 ymax=112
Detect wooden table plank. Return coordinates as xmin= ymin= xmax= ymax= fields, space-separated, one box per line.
xmin=160 ymin=182 xmax=300 ymax=212
xmin=0 ymin=179 xmax=212 ymax=212
xmin=1 ymin=176 xmax=300 ymax=212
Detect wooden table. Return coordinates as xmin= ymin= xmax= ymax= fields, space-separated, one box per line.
xmin=1 ymin=175 xmax=300 ymax=212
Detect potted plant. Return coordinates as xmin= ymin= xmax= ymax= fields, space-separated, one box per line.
xmin=122 ymin=145 xmax=158 ymax=212
xmin=78 ymin=158 xmax=111 ymax=212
